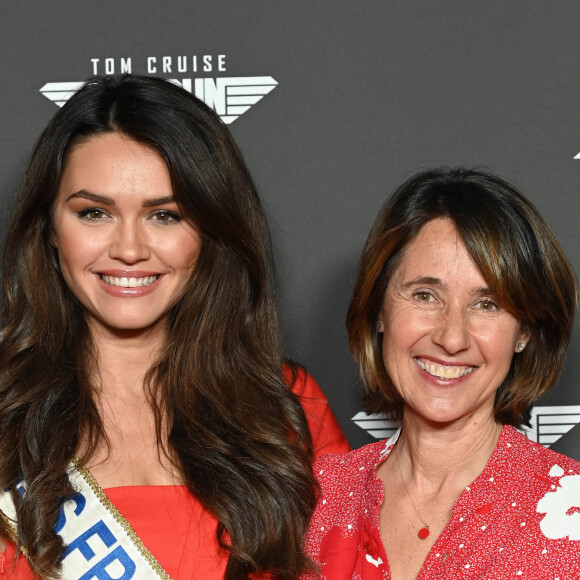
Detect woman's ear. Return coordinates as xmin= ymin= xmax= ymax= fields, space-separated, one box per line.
xmin=515 ymin=328 xmax=531 ymax=353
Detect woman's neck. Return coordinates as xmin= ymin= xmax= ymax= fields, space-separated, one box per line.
xmin=394 ymin=413 xmax=503 ymax=494
xmin=81 ymin=324 xmax=180 ymax=487
xmin=89 ymin=324 xmax=166 ymax=397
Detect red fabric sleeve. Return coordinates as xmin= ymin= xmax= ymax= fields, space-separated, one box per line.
xmin=285 ymin=365 xmax=351 ymax=457
xmin=0 ymin=542 xmax=34 ymax=579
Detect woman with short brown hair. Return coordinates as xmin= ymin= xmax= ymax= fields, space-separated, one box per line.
xmin=305 ymin=167 xmax=580 ymax=579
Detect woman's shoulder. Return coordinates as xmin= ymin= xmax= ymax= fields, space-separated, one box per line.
xmin=304 ymin=442 xmax=389 ymax=575
xmin=490 ymin=428 xmax=580 ymax=576
xmin=503 ymin=425 xmax=580 ymax=474
xmin=313 ymin=440 xmax=388 ymax=493
xmin=283 ymin=364 xmax=351 ymax=456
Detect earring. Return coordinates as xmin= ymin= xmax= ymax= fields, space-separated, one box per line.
xmin=517 ymin=342 xmax=525 ymax=352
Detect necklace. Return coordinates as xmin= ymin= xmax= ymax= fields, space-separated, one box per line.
xmin=395 ymin=448 xmax=431 ymax=540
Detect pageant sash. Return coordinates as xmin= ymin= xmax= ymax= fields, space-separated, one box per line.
xmin=0 ymin=461 xmax=172 ymax=580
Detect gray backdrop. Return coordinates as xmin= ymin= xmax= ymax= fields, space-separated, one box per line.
xmin=1 ymin=1 xmax=579 ymax=457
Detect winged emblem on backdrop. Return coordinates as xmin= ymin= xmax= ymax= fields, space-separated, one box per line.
xmin=39 ymin=76 xmax=278 ymax=124
xmin=353 ymin=405 xmax=580 ymax=447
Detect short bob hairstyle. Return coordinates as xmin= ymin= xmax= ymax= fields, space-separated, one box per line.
xmin=347 ymin=167 xmax=578 ymax=427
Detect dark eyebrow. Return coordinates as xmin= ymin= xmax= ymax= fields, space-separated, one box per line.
xmin=403 ymin=277 xmax=496 ymax=297
xmin=66 ymin=190 xmax=115 ymax=205
xmin=142 ymin=196 xmax=176 ymax=208
xmin=402 ymin=276 xmax=444 ymax=289
xmin=65 ymin=191 xmax=176 ymax=208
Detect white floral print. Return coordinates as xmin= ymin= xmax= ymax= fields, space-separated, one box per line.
xmin=537 ymin=466 xmax=580 ymax=541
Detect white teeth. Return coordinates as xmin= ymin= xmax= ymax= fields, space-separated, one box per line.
xmin=415 ymin=358 xmax=473 ymax=379
xmin=101 ymin=275 xmax=158 ymax=288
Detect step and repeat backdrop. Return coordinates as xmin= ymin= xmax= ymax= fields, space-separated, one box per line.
xmin=1 ymin=2 xmax=579 ymax=457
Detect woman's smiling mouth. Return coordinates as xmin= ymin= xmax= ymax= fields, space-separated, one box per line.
xmin=100 ymin=274 xmax=160 ymax=288
xmin=415 ymin=357 xmax=475 ymax=379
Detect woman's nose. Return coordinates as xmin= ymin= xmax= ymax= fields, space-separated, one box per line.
xmin=108 ymin=221 xmax=151 ymax=264
xmin=431 ymin=305 xmax=470 ymax=354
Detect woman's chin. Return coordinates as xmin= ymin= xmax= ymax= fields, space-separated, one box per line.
xmin=85 ymin=316 xmax=169 ymax=339
xmin=403 ymin=401 xmax=495 ymax=430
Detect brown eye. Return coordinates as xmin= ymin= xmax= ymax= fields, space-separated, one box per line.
xmin=414 ymin=292 xmax=432 ymax=302
xmin=151 ymin=210 xmax=181 ymax=224
xmin=478 ymin=300 xmax=497 ymax=311
xmin=78 ymin=208 xmax=106 ymax=221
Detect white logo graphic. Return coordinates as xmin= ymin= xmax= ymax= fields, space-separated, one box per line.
xmin=351 ymin=412 xmax=399 ymax=441
xmin=537 ymin=465 xmax=580 ymax=540
xmin=352 ymin=405 xmax=580 ymax=448
xmin=523 ymin=406 xmax=580 ymax=446
xmin=39 ymin=77 xmax=278 ymax=124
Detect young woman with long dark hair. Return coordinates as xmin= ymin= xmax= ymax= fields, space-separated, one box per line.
xmin=0 ymin=74 xmax=348 ymax=580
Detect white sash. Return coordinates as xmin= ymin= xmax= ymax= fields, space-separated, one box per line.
xmin=0 ymin=461 xmax=172 ymax=580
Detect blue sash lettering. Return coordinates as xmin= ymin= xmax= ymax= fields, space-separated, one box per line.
xmin=55 ymin=492 xmax=87 ymax=533
xmin=65 ymin=520 xmax=116 ymax=559
xmin=64 ymin=520 xmax=137 ymax=579
xmin=1 ymin=468 xmax=145 ymax=579
xmin=78 ymin=545 xmax=136 ymax=580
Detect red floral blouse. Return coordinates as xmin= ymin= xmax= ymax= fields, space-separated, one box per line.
xmin=304 ymin=425 xmax=580 ymax=579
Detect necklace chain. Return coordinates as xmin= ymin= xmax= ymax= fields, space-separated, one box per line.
xmin=395 ymin=446 xmax=431 ymax=540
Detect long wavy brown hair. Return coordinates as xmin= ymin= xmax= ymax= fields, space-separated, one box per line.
xmin=0 ymin=74 xmax=316 ymax=579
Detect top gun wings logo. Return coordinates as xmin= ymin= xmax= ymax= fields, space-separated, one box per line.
xmin=352 ymin=405 xmax=580 ymax=449
xmin=39 ymin=76 xmax=278 ymax=124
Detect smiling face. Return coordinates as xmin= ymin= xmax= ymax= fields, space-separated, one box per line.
xmin=51 ymin=132 xmax=201 ymax=339
xmin=377 ymin=218 xmax=529 ymax=428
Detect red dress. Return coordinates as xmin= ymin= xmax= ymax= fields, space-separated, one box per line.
xmin=303 ymin=425 xmax=580 ymax=579
xmin=0 ymin=369 xmax=349 ymax=579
